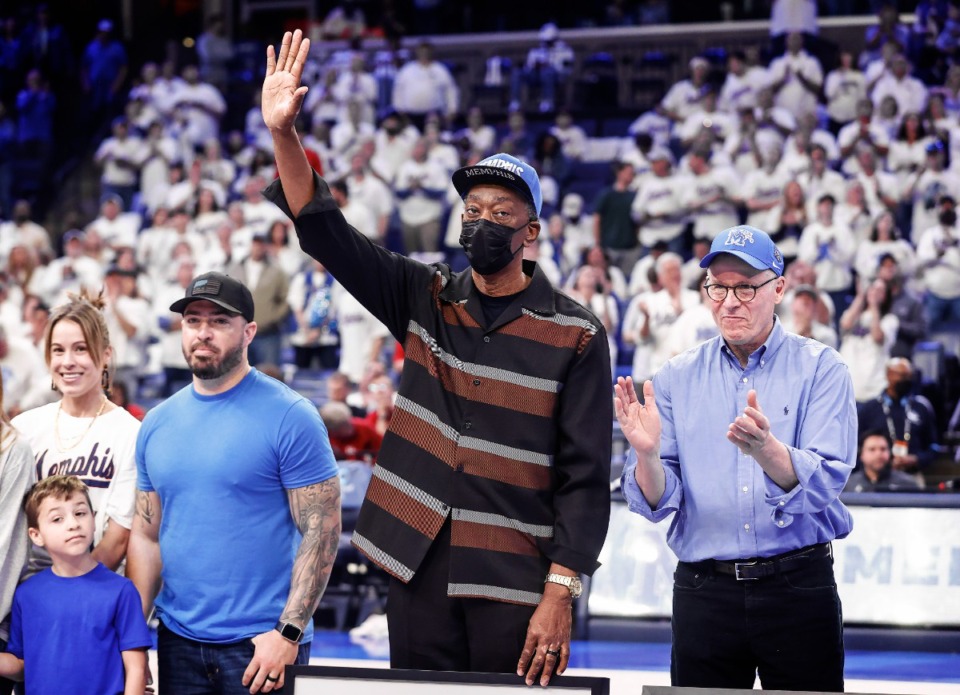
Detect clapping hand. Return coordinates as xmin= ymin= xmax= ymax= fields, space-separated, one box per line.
xmin=614 ymin=377 xmax=661 ymax=460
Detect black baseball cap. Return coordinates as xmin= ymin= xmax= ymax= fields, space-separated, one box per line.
xmin=169 ymin=271 xmax=254 ymax=322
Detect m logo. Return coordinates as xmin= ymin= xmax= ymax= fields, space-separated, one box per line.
xmin=725 ymin=227 xmax=755 ymax=247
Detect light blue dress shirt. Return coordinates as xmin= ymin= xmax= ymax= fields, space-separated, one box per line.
xmin=621 ymin=316 xmax=856 ymax=562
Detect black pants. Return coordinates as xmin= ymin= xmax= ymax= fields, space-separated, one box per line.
xmin=671 ymin=553 xmax=844 ymax=692
xmin=387 ymin=519 xmax=537 ymax=673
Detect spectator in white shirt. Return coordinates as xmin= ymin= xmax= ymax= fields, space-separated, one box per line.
xmin=798 ymin=192 xmax=856 ymax=316
xmin=170 ymin=64 xmax=226 ymax=149
xmin=718 ymin=49 xmax=767 ymax=114
xmin=784 ymin=283 xmax=838 ymax=348
xmin=94 ymin=116 xmax=144 ymax=211
xmin=509 ymin=22 xmax=574 ymax=113
xmin=905 ymin=139 xmax=960 ymax=238
xmin=765 ymin=179 xmax=809 ymax=262
xmin=85 ymin=194 xmax=140 ymax=252
xmin=394 ymin=138 xmax=448 ymax=254
xmin=139 ymin=120 xmax=180 ymax=214
xmin=329 ymin=100 xmax=376 ymax=170
xmin=839 ymin=277 xmax=899 ymax=402
xmin=330 ymin=178 xmax=378 ymax=242
xmin=767 ymin=32 xmax=823 ymax=121
xmin=872 ymin=54 xmax=928 ymax=119
xmin=240 ymin=174 xmax=287 ymax=234
xmin=739 ymin=143 xmax=785 ymax=228
xmin=677 ymin=89 xmax=735 ymax=149
xmin=38 ymin=230 xmax=102 ymax=306
xmin=916 ymin=203 xmax=960 ymax=331
xmin=102 ymin=265 xmax=152 ymax=399
xmin=887 ymin=112 xmax=935 ymax=194
xmin=456 ymin=106 xmax=496 ymax=156
xmin=631 ymin=148 xmax=687 ymax=254
xmin=391 ymin=41 xmax=458 ymax=129
xmin=797 ymin=143 xmax=845 ymax=219
xmin=838 ymin=99 xmax=890 ymax=174
xmin=871 ymin=94 xmax=901 ymax=142
xmin=332 ymin=54 xmax=378 ymax=124
xmin=550 ymin=110 xmax=587 ymax=161
xmin=0 ymin=200 xmax=52 ymax=264
xmin=566 ymin=265 xmax=619 ymax=366
xmin=0 ymin=322 xmax=51 ymax=416
xmin=370 ymin=111 xmax=418 ymax=185
xmin=622 ymin=252 xmax=699 ymax=380
xmin=681 ymin=150 xmax=738 ymax=244
xmin=853 ymin=146 xmax=899 ymax=215
xmin=658 ymin=56 xmax=711 ymax=123
xmin=343 ymin=149 xmax=395 ymax=241
xmin=824 ymin=49 xmax=866 ymax=134
xmin=856 ymin=209 xmax=917 ymax=281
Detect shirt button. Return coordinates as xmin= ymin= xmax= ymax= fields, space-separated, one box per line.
xmin=742 ymin=486 xmax=748 ymax=493
xmin=744 ymin=523 xmax=751 ymax=531
xmin=742 ymin=377 xmax=748 ymax=383
xmin=778 ymin=520 xmax=785 ymax=527
xmin=483 ymin=336 xmax=491 ymax=343
xmin=464 ymin=421 xmax=472 ymax=430
xmin=473 ymin=378 xmax=481 ymax=386
xmin=779 ymin=500 xmax=785 ymax=507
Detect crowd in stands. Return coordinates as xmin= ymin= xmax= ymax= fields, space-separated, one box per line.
xmin=0 ymin=4 xmax=956 ymax=489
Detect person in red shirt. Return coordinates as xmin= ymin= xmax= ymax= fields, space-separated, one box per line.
xmin=319 ymin=401 xmax=382 ymax=462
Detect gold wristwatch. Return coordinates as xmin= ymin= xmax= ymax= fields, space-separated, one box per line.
xmin=545 ymin=572 xmax=583 ymax=599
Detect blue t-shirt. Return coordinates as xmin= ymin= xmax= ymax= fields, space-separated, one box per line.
xmin=136 ymin=368 xmax=338 ymax=644
xmin=7 ymin=563 xmax=151 ymax=695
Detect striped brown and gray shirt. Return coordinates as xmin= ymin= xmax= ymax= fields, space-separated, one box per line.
xmin=265 ymin=173 xmax=612 ymax=606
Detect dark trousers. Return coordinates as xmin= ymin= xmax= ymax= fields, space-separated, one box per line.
xmin=671 ymin=553 xmax=844 ymax=692
xmin=387 ymin=519 xmax=537 ymax=673
xmin=157 ymin=621 xmax=311 ymax=695
xmin=0 ymin=637 xmax=12 ymax=695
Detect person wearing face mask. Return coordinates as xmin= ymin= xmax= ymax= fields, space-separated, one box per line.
xmin=261 ymin=31 xmax=612 ymax=688
xmin=856 ymin=357 xmax=939 ymax=475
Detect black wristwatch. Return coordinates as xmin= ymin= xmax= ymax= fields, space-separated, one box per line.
xmin=275 ymin=621 xmax=304 ymax=643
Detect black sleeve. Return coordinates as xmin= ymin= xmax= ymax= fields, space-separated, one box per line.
xmin=263 ymin=171 xmax=439 ymax=342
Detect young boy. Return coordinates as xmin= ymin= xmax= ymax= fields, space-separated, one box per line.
xmin=0 ymin=476 xmax=151 ymax=694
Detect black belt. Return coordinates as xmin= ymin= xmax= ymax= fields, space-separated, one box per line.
xmin=691 ymin=542 xmax=833 ymax=581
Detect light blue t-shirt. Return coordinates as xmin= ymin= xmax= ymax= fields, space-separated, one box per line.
xmin=136 ymin=368 xmax=337 ymax=643
xmin=8 ymin=563 xmax=152 ymax=695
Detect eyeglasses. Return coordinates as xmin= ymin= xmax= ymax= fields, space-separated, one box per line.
xmin=703 ymin=276 xmax=778 ymax=303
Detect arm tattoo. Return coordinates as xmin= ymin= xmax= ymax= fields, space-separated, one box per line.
xmin=135 ymin=491 xmax=156 ymax=526
xmin=281 ymin=476 xmax=342 ymax=626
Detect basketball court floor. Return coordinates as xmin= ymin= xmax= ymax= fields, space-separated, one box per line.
xmin=305 ymin=630 xmax=960 ymax=694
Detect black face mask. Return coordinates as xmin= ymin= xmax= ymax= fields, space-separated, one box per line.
xmin=891 ymin=380 xmax=912 ymax=399
xmin=459 ymin=218 xmax=526 ymax=275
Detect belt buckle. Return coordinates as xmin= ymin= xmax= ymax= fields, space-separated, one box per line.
xmin=734 ymin=560 xmax=759 ymax=581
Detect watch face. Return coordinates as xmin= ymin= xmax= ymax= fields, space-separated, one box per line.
xmin=570 ymin=577 xmax=583 ymax=598
xmin=278 ymin=622 xmax=303 ymax=642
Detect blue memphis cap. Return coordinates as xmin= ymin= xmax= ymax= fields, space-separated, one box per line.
xmin=452 ymin=153 xmax=543 ymax=217
xmin=700 ymin=224 xmax=784 ymax=277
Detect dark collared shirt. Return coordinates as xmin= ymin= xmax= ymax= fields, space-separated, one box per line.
xmin=265 ymin=173 xmax=612 ymax=605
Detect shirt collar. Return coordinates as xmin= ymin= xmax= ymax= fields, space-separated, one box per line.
xmin=718 ymin=313 xmax=786 ymax=368
xmin=439 ymin=260 xmax=556 ymax=316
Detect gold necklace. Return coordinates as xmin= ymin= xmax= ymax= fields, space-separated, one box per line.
xmin=54 ymin=397 xmax=107 ymax=452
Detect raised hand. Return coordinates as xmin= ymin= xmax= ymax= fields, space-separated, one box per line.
xmin=262 ymin=30 xmax=311 ymax=133
xmin=614 ymin=377 xmax=661 ymax=459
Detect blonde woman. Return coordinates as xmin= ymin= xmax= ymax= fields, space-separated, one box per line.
xmin=12 ymin=291 xmax=139 ymax=573
xmin=0 ymin=370 xmax=35 ymax=695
